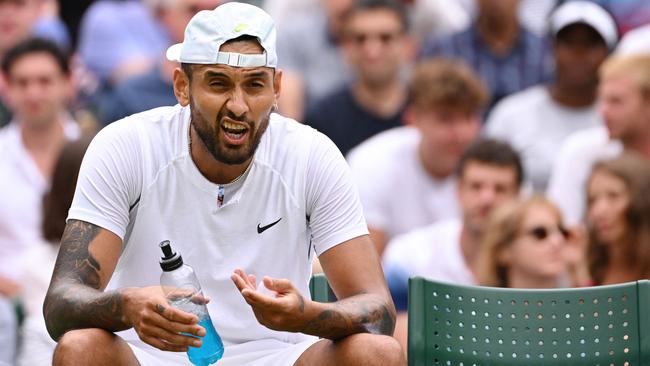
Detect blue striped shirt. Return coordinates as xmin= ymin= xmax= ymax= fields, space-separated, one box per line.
xmin=420 ymin=24 xmax=553 ymax=110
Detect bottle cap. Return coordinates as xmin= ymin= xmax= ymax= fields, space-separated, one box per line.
xmin=159 ymin=240 xmax=183 ymax=271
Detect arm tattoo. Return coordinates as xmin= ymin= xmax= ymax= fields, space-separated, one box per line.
xmin=43 ymin=220 xmax=128 ymax=340
xmin=302 ymin=295 xmax=395 ymax=340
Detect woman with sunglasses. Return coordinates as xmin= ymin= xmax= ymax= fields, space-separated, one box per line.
xmin=476 ymin=195 xmax=582 ymax=288
xmin=586 ymin=154 xmax=650 ymax=285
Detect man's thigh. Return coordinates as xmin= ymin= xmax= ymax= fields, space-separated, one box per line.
xmin=129 ymin=337 xmax=320 ymax=366
xmin=295 ymin=334 xmax=405 ymax=366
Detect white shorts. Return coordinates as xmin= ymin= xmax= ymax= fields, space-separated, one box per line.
xmin=128 ymin=337 xmax=321 ymax=366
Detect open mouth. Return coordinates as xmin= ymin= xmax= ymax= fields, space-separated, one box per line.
xmin=222 ymin=120 xmax=249 ymax=145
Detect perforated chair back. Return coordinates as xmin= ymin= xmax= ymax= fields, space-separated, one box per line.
xmin=408 ymin=278 xmax=650 ymax=366
xmin=309 ymin=273 xmax=336 ymax=303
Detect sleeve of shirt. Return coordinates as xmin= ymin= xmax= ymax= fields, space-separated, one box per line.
xmin=67 ymin=121 xmax=142 ymax=240
xmin=305 ymin=132 xmax=368 ymax=256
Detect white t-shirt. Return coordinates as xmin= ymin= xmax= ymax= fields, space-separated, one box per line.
xmin=347 ymin=126 xmax=460 ymax=240
xmin=382 ymin=219 xmax=474 ymax=310
xmin=0 ymin=119 xmax=79 ymax=281
xmin=68 ymin=105 xmax=368 ymax=353
xmin=485 ymin=85 xmax=603 ymax=191
xmin=546 ymin=126 xmax=622 ymax=226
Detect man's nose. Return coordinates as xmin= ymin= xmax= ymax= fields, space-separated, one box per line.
xmin=226 ymin=87 xmax=248 ymax=117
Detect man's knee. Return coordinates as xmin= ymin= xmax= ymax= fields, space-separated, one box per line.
xmin=342 ymin=333 xmax=405 ymax=365
xmin=53 ymin=328 xmax=118 ymax=365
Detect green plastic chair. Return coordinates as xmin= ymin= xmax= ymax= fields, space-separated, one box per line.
xmin=309 ymin=273 xmax=336 ymax=303
xmin=408 ymin=277 xmax=650 ymax=366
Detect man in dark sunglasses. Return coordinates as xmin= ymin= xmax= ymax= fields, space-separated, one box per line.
xmin=304 ymin=0 xmax=411 ymax=157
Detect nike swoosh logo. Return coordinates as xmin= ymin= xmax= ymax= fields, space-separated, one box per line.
xmin=257 ymin=217 xmax=282 ymax=234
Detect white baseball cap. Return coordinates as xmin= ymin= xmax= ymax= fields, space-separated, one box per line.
xmin=166 ymin=2 xmax=277 ymax=68
xmin=549 ymin=1 xmax=618 ymax=50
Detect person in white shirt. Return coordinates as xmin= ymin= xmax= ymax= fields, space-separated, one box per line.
xmin=347 ymin=58 xmax=488 ymax=256
xmin=547 ymin=54 xmax=650 ymax=225
xmin=485 ymin=1 xmax=616 ymax=191
xmin=382 ymin=138 xmax=523 ymax=350
xmin=0 ymin=38 xmax=78 ymax=365
xmin=44 ymin=3 xmax=402 ymax=366
xmin=17 ymin=137 xmax=92 ymax=366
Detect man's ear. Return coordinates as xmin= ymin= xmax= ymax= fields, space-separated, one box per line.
xmin=173 ymin=67 xmax=190 ymax=106
xmin=273 ymin=69 xmax=282 ymax=101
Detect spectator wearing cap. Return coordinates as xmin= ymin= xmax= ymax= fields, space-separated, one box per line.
xmin=304 ymin=0 xmax=410 ymax=157
xmin=45 ymin=3 xmax=403 ymax=365
xmin=420 ymin=0 xmax=552 ymax=111
xmin=485 ymin=0 xmax=617 ymax=191
xmin=547 ymin=54 xmax=650 ymax=225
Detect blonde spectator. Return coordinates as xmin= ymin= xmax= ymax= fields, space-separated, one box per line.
xmin=548 ymin=54 xmax=650 ymax=225
xmin=586 ymin=154 xmax=650 ymax=285
xmin=478 ymin=196 xmax=582 ymax=288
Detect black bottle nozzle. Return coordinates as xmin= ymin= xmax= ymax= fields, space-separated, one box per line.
xmin=159 ymin=240 xmax=183 ymax=271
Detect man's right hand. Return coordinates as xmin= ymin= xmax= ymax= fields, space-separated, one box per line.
xmin=122 ymin=286 xmax=206 ymax=352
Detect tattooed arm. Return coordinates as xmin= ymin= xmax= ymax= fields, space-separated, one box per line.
xmin=43 ymin=219 xmax=126 ymax=339
xmin=231 ymin=235 xmax=396 ymax=340
xmin=44 ymin=220 xmax=204 ymax=350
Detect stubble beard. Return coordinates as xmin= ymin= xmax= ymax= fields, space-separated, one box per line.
xmin=190 ymin=99 xmax=270 ymax=165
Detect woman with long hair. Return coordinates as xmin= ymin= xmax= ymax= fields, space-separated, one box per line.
xmin=586 ymin=153 xmax=650 ymax=285
xmin=477 ymin=195 xmax=581 ymax=288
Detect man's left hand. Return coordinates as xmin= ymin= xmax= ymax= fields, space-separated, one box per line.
xmin=231 ymin=268 xmax=311 ymax=332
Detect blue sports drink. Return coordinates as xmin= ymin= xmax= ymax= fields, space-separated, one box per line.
xmin=187 ymin=317 xmax=224 ymax=366
xmin=159 ymin=240 xmax=224 ymax=365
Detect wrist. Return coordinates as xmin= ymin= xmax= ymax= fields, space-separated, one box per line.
xmin=119 ymin=287 xmax=137 ymax=327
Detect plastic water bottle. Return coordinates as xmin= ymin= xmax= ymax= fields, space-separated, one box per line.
xmin=159 ymin=240 xmax=224 ymax=366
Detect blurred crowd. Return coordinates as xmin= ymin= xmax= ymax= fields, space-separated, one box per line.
xmin=1 ymin=0 xmax=650 ymax=363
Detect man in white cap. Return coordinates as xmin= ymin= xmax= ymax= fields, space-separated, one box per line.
xmin=485 ymin=0 xmax=617 ymax=191
xmin=44 ymin=3 xmax=402 ymax=366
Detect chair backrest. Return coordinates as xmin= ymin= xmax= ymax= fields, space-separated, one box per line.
xmin=310 ymin=273 xmax=337 ymax=303
xmin=408 ymin=277 xmax=650 ymax=366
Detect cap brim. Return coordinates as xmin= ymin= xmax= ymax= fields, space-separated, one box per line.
xmin=166 ymin=43 xmax=182 ymax=62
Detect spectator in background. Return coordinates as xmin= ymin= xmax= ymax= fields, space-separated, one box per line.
xmin=347 ymin=59 xmax=487 ymax=255
xmin=305 ymin=0 xmax=409 ymax=156
xmin=0 ymin=37 xmax=78 ymax=366
xmin=547 ymin=54 xmax=650 ymax=225
xmin=486 ymin=1 xmax=616 ymax=191
xmin=420 ymin=0 xmax=551 ymax=111
xmin=382 ymin=139 xmax=523 ymax=350
xmin=586 ymin=154 xmax=650 ymax=285
xmin=275 ymin=0 xmax=354 ymax=121
xmin=77 ymin=0 xmax=172 ymax=87
xmin=477 ymin=195 xmax=582 ymax=289
xmin=17 ymin=136 xmax=93 ymax=366
xmin=98 ymin=0 xmax=223 ymax=125
xmin=0 ymin=0 xmax=69 ymax=128
xmin=0 ymin=38 xmax=79 ymax=305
